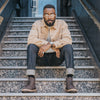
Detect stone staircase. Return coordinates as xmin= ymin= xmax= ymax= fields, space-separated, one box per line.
xmin=0 ymin=17 xmax=100 ymax=100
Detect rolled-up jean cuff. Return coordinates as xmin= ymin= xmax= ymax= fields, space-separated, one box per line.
xmin=66 ymin=68 xmax=75 ymax=76
xmin=26 ymin=69 xmax=35 ymax=76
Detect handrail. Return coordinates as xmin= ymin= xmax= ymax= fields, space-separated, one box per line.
xmin=0 ymin=0 xmax=9 ymax=14
xmin=80 ymin=0 xmax=100 ymax=30
xmin=0 ymin=16 xmax=4 ymax=25
xmin=72 ymin=10 xmax=100 ymax=67
xmin=0 ymin=0 xmax=16 ymax=42
xmin=72 ymin=0 xmax=100 ymax=68
xmin=0 ymin=0 xmax=9 ymax=25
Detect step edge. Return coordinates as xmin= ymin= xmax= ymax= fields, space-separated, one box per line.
xmin=0 ymin=56 xmax=92 ymax=59
xmin=0 ymin=93 xmax=100 ymax=97
xmin=3 ymin=41 xmax=86 ymax=43
xmin=0 ymin=66 xmax=96 ymax=69
xmin=8 ymin=29 xmax=81 ymax=31
xmin=11 ymin=20 xmax=76 ymax=21
xmin=9 ymin=25 xmax=79 ymax=26
xmin=0 ymin=78 xmax=99 ymax=82
xmin=2 ymin=48 xmax=89 ymax=51
xmin=5 ymin=35 xmax=83 ymax=37
xmin=12 ymin=17 xmax=75 ymax=18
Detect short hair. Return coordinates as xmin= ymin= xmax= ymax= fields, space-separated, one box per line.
xmin=43 ymin=4 xmax=55 ymax=11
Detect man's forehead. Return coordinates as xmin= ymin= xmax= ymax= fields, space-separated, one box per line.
xmin=43 ymin=8 xmax=55 ymax=13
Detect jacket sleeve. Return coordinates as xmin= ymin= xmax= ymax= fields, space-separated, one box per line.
xmin=53 ymin=21 xmax=72 ymax=48
xmin=27 ymin=21 xmax=48 ymax=47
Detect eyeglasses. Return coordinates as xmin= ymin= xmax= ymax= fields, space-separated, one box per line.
xmin=44 ymin=14 xmax=55 ymax=17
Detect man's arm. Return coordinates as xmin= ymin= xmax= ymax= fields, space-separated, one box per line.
xmin=27 ymin=21 xmax=48 ymax=47
xmin=53 ymin=21 xmax=72 ymax=48
xmin=28 ymin=21 xmax=51 ymax=57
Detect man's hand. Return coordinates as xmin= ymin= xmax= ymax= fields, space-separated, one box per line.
xmin=55 ymin=48 xmax=60 ymax=58
xmin=38 ymin=43 xmax=51 ymax=57
xmin=51 ymin=44 xmax=60 ymax=58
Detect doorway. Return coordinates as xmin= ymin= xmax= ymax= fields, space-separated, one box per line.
xmin=31 ymin=0 xmax=59 ymax=17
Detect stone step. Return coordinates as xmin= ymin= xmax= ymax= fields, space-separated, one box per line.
xmin=8 ymin=29 xmax=81 ymax=32
xmin=9 ymin=25 xmax=79 ymax=30
xmin=2 ymin=47 xmax=89 ymax=51
xmin=0 ymin=93 xmax=100 ymax=100
xmin=6 ymin=60 xmax=96 ymax=67
xmin=11 ymin=22 xmax=79 ymax=26
xmin=2 ymin=41 xmax=87 ymax=48
xmin=3 ymin=41 xmax=86 ymax=44
xmin=12 ymin=17 xmax=75 ymax=20
xmin=0 ymin=78 xmax=100 ymax=93
xmin=10 ymin=27 xmax=79 ymax=30
xmin=7 ymin=30 xmax=83 ymax=35
xmin=1 ymin=48 xmax=90 ymax=57
xmin=5 ymin=35 xmax=85 ymax=41
xmin=7 ymin=29 xmax=81 ymax=36
xmin=0 ymin=56 xmax=95 ymax=66
xmin=2 ymin=43 xmax=88 ymax=48
xmin=6 ymin=37 xmax=84 ymax=42
xmin=10 ymin=24 xmax=79 ymax=27
xmin=5 ymin=34 xmax=83 ymax=38
xmin=0 ymin=66 xmax=96 ymax=70
xmin=11 ymin=19 xmax=76 ymax=23
xmin=0 ymin=66 xmax=98 ymax=78
xmin=0 ymin=56 xmax=92 ymax=60
xmin=12 ymin=16 xmax=75 ymax=18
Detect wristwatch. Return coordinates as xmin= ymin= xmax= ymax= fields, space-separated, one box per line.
xmin=50 ymin=42 xmax=54 ymax=47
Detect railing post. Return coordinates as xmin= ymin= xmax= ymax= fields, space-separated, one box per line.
xmin=28 ymin=0 xmax=32 ymax=17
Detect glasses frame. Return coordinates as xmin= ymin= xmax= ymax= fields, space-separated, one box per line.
xmin=44 ymin=13 xmax=56 ymax=18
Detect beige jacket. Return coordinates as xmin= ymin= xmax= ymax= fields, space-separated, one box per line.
xmin=28 ymin=19 xmax=72 ymax=48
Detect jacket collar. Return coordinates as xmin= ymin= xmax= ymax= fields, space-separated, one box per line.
xmin=42 ymin=19 xmax=57 ymax=30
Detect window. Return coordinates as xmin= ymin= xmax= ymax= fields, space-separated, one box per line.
xmin=32 ymin=0 xmax=57 ymax=17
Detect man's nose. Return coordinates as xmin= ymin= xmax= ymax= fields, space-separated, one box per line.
xmin=48 ymin=16 xmax=52 ymax=19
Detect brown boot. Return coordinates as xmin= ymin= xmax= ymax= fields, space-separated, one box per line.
xmin=65 ymin=77 xmax=77 ymax=93
xmin=22 ymin=76 xmax=36 ymax=93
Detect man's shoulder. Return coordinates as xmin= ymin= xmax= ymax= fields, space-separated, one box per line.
xmin=56 ymin=19 xmax=65 ymax=23
xmin=33 ymin=20 xmax=42 ymax=24
xmin=56 ymin=19 xmax=68 ymax=27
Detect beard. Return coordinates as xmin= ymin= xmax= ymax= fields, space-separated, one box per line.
xmin=44 ymin=19 xmax=55 ymax=27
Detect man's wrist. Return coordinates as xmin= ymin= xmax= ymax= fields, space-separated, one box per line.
xmin=50 ymin=42 xmax=56 ymax=48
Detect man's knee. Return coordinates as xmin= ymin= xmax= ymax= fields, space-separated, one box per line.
xmin=27 ymin=44 xmax=38 ymax=52
xmin=63 ymin=44 xmax=73 ymax=52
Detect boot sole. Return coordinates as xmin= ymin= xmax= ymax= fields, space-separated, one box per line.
xmin=22 ymin=89 xmax=37 ymax=93
xmin=65 ymin=89 xmax=78 ymax=93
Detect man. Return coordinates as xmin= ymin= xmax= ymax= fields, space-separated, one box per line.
xmin=22 ymin=4 xmax=77 ymax=93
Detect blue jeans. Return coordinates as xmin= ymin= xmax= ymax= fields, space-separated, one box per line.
xmin=27 ymin=44 xmax=74 ymax=70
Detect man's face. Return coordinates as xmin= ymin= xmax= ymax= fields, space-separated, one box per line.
xmin=43 ymin=8 xmax=56 ymax=27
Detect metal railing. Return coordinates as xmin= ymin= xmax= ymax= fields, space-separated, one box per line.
xmin=0 ymin=0 xmax=9 ymax=26
xmin=0 ymin=0 xmax=9 ymax=14
xmin=0 ymin=0 xmax=16 ymax=42
xmin=0 ymin=0 xmax=7 ymax=8
xmin=72 ymin=0 xmax=100 ymax=68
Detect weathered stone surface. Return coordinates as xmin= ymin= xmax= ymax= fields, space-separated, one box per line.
xmin=1 ymin=50 xmax=90 ymax=57
xmin=0 ymin=69 xmax=98 ymax=78
xmin=2 ymin=43 xmax=88 ymax=48
xmin=0 ymin=96 xmax=100 ymax=100
xmin=4 ymin=36 xmax=85 ymax=41
xmin=0 ymin=81 xmax=100 ymax=93
xmin=0 ymin=59 xmax=95 ymax=66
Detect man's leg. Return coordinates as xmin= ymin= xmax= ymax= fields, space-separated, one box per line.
xmin=22 ymin=44 xmax=38 ymax=93
xmin=61 ymin=44 xmax=77 ymax=93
